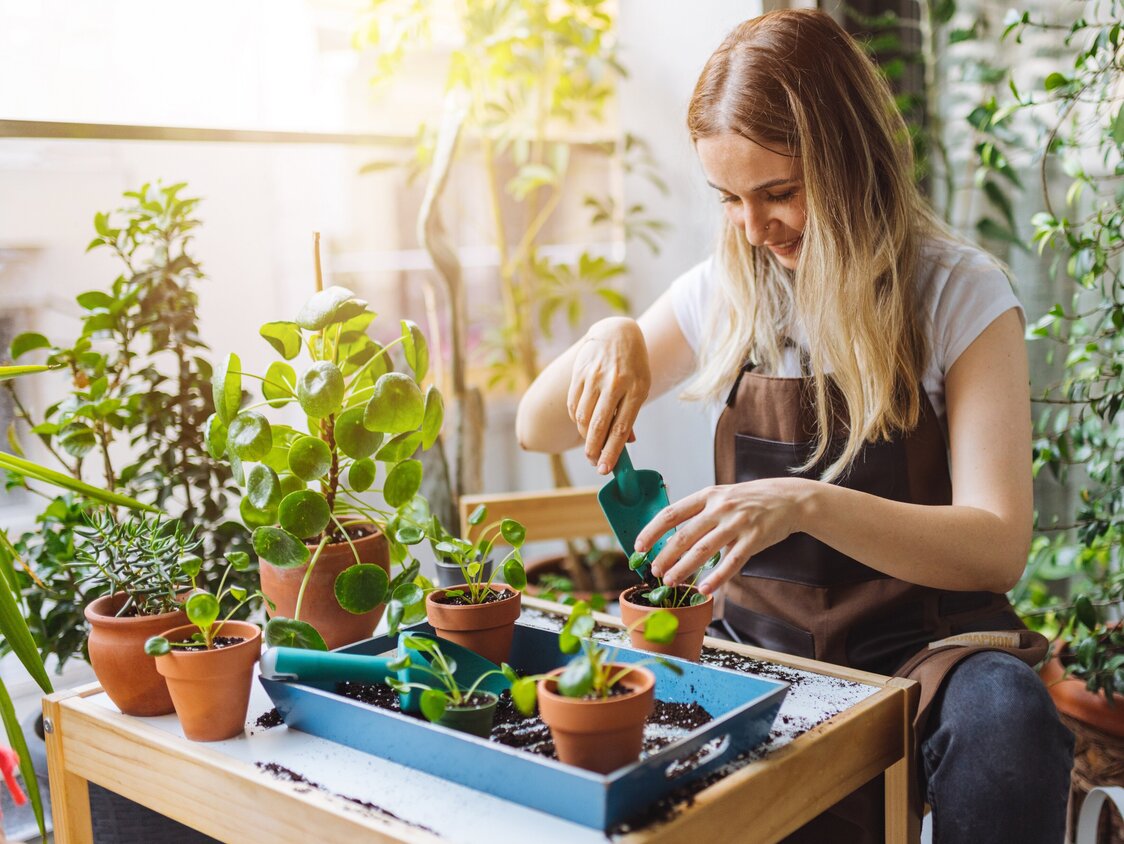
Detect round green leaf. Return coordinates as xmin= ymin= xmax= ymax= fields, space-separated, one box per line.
xmin=347 ymin=458 xmax=376 ymax=492
xmin=421 ymin=386 xmax=444 ymax=450
xmin=334 ymin=564 xmax=389 ymax=614
xmin=503 ymin=557 xmax=527 ymax=591
xmin=212 ymin=352 xmax=242 ymax=424
xmin=144 ymin=636 xmax=171 ymax=657
xmin=247 ymin=463 xmax=282 ymax=511
xmin=375 ymin=431 xmax=421 ymax=463
xmin=558 ymin=657 xmax=594 ymax=698
xmin=295 ymin=286 xmax=368 ymax=331
xmin=279 ymin=473 xmax=306 ymax=497
xmin=59 ymin=423 xmax=96 ymax=458
xmin=400 ymin=320 xmax=429 ymax=381
xmin=77 ymin=291 xmax=113 ymax=310
xmin=10 ymin=332 xmax=50 ymax=359
xmin=394 ymin=524 xmax=424 ymax=545
xmin=392 ymin=582 xmax=424 ymax=606
xmin=252 ymin=526 xmax=310 ymax=569
xmin=500 ymin=519 xmax=526 ymax=548
xmin=467 ymin=505 xmax=486 ymax=526
xmin=336 ymin=406 xmax=383 ymax=459
xmin=228 ymin=412 xmax=273 ymax=461
xmin=203 ymin=413 xmax=227 ymax=459
xmin=278 ymin=490 xmax=331 ymax=539
xmin=298 ymin=361 xmax=345 ymax=418
xmin=260 ymin=321 xmax=303 ymax=360
xmin=240 ymin=496 xmax=277 ymax=528
xmin=186 ymin=592 xmax=220 ymax=630
xmin=420 ymin=689 xmax=448 ymax=723
xmin=364 ymin=373 xmax=424 ymax=434
xmin=288 ymin=436 xmax=332 ymax=481
xmin=383 ymin=459 xmax=422 ymax=508
xmin=226 ymin=551 xmax=252 ymax=571
xmin=263 ymin=360 xmax=297 ymax=408
xmin=643 ymin=609 xmax=679 ymax=644
xmin=179 ymin=554 xmax=203 ymax=579
xmin=264 ymin=617 xmax=328 ymax=651
xmin=386 ymin=599 xmax=404 ymax=635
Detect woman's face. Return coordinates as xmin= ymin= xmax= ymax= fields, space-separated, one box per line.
xmin=696 ymin=133 xmax=806 ymax=269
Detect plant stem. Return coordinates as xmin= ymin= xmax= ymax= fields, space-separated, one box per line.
xmin=294 ymin=537 xmax=330 ymax=621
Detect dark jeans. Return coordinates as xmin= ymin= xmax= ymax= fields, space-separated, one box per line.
xmin=920 ymin=650 xmax=1074 ymax=844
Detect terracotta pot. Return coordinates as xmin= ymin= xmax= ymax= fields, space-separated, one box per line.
xmin=619 ymin=585 xmax=714 ymax=662
xmin=1040 ymin=646 xmax=1124 ymax=739
xmin=525 ymin=551 xmax=636 ymax=602
xmin=425 ymin=585 xmax=521 ymax=665
xmin=537 ymin=664 xmax=655 ymax=774
xmin=84 ymin=592 xmax=188 ymax=716
xmin=259 ymin=528 xmax=390 ymax=650
xmin=154 ymin=621 xmax=261 ymax=741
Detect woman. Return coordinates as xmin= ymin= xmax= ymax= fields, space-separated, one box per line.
xmin=516 ymin=9 xmax=1072 ymax=843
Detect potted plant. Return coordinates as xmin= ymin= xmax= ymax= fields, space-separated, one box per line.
xmin=145 ymin=559 xmax=262 ymax=742
xmin=618 ymin=551 xmax=716 ymax=662
xmin=73 ymin=512 xmax=205 ymax=717
xmin=516 ymin=601 xmax=680 ymax=773
xmin=412 ymin=506 xmax=528 ymax=665
xmin=212 ymin=282 xmax=440 ymax=650
xmin=383 ymin=634 xmax=519 ymax=738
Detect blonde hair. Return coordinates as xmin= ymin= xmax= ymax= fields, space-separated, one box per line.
xmin=686 ymin=9 xmax=944 ymax=481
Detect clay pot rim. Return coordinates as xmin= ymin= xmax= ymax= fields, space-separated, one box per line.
xmin=426 ymin=584 xmax=520 ymax=605
xmin=301 ymin=523 xmax=384 ymax=550
xmin=537 ymin=664 xmax=655 ymax=705
xmin=84 ymin=591 xmax=188 ymax=626
xmin=154 ymin=621 xmax=262 ymax=660
xmin=619 ymin=584 xmax=714 ymax=609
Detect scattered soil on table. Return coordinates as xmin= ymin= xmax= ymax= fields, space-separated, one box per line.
xmin=255 ymin=761 xmax=438 ymax=836
xmin=253 ymin=708 xmax=284 ymax=730
xmin=431 ymin=588 xmax=514 ymax=606
xmin=175 ymin=636 xmax=245 ymax=652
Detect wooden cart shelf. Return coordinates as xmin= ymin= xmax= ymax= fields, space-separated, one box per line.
xmin=44 ymin=597 xmax=919 ymax=844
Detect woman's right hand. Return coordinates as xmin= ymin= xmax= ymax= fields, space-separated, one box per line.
xmin=567 ymin=317 xmax=651 ymax=474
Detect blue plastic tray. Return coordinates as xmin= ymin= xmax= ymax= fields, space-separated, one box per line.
xmin=260 ymin=619 xmax=788 ymax=830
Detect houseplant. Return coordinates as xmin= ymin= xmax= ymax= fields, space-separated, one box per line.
xmin=383 ymin=633 xmax=518 ymax=737
xmin=415 ymin=506 xmax=528 ymax=665
xmin=214 ymin=282 xmax=440 ymax=650
xmin=618 ymin=550 xmax=716 ymax=661
xmin=145 ymin=560 xmax=262 ymax=742
xmin=74 ymin=511 xmax=202 ymax=717
xmin=516 ymin=600 xmax=680 ymax=773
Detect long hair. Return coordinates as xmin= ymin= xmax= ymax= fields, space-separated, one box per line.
xmin=685 ymin=9 xmax=943 ymax=480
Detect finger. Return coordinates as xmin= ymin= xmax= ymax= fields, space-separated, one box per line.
xmin=573 ymin=384 xmax=601 ymax=442
xmin=699 ymin=539 xmax=755 ymax=595
xmin=627 ymin=430 xmax=636 ymax=443
xmin=645 ymin=505 xmax=714 ymax=578
xmin=635 ymin=491 xmax=708 ymax=553
xmin=597 ymin=391 xmax=643 ymax=474
xmin=661 ymin=527 xmax=732 ymax=587
xmin=585 ymin=389 xmax=621 ymax=469
xmin=565 ymin=376 xmax=585 ymax=425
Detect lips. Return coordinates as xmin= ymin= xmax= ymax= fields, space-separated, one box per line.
xmin=767 ymin=235 xmax=802 ymax=257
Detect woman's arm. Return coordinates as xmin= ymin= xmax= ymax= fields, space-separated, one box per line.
xmin=516 ymin=291 xmax=697 ymax=472
xmin=638 ymin=307 xmax=1032 ymax=594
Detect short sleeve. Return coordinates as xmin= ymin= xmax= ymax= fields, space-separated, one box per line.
xmin=668 ymin=257 xmax=717 ymax=356
xmin=931 ymin=253 xmax=1025 ymax=375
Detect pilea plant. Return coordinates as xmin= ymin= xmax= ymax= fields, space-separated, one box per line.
xmin=212 ymin=284 xmax=442 ymax=648
xmin=626 ymin=550 xmax=717 ymax=609
xmin=144 ymin=554 xmax=259 ymax=655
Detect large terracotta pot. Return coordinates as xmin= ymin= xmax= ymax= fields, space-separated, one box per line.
xmin=84 ymin=592 xmax=187 ymax=716
xmin=619 ymin=585 xmax=714 ymax=662
xmin=537 ymin=664 xmax=655 ymax=773
xmin=259 ymin=528 xmax=389 ymax=650
xmin=154 ymin=621 xmax=261 ymax=742
xmin=1040 ymin=646 xmax=1124 ymax=738
xmin=425 ymin=585 xmax=521 ymax=665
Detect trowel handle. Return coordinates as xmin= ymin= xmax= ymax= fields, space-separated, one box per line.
xmin=613 ymin=446 xmax=642 ymax=504
xmin=260 ymin=647 xmax=397 ymax=684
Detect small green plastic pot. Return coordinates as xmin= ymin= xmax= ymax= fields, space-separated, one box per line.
xmin=436 ymin=690 xmax=499 ymax=738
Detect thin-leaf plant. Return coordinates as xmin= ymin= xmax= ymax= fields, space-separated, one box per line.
xmin=627 ymin=550 xmax=718 ymax=609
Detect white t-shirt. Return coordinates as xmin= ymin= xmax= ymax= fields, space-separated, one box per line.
xmin=668 ymin=236 xmax=1024 ymax=432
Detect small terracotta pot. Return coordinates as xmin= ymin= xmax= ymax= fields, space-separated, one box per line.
xmin=154 ymin=621 xmax=261 ymax=741
xmin=425 ymin=585 xmax=521 ymax=665
xmin=1040 ymin=646 xmax=1124 ymax=739
xmin=537 ymin=664 xmax=655 ymax=773
xmin=84 ymin=592 xmax=188 ymax=716
xmin=259 ymin=528 xmax=389 ymax=650
xmin=619 ymin=585 xmax=714 ymax=662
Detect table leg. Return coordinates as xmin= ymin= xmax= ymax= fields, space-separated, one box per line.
xmin=43 ymin=696 xmax=93 ymax=844
xmin=884 ymin=677 xmax=920 ymax=844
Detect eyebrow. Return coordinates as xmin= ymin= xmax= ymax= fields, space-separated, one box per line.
xmin=707 ymin=178 xmax=797 ymax=194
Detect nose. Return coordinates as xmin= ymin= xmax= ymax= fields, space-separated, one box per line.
xmin=739 ymin=203 xmax=770 ymax=247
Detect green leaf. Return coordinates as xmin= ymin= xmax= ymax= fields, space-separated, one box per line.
xmin=335 ymin=406 xmax=383 ymax=459
xmin=278 ymin=490 xmax=331 ymax=539
xmin=645 ymin=585 xmax=670 ymax=606
xmin=227 ymin=551 xmax=252 ymax=571
xmin=503 ymin=556 xmax=527 ymax=590
xmin=295 ymin=286 xmax=369 ymax=331
xmin=227 ymin=412 xmax=273 ymax=461
xmin=203 ymin=413 xmax=227 ymax=459
xmin=260 ymin=321 xmax=303 ymax=360
xmin=0 ymin=364 xmax=56 ymax=381
xmin=298 ymin=361 xmax=345 ymax=418
xmin=263 ymin=361 xmax=297 ymax=408
xmin=1044 ymin=72 xmax=1068 ymax=91
xmin=144 ymin=636 xmax=171 ymax=656
xmin=511 ymin=677 xmax=538 ymax=715
xmin=0 ymin=452 xmax=158 ymax=511
xmin=976 ymin=217 xmax=1027 ymax=251
xmin=334 ymin=564 xmax=389 ymax=613
xmin=279 ymin=473 xmax=306 ymax=498
xmin=0 ymin=533 xmax=52 ymax=693
xmin=1113 ymin=107 xmax=1124 ymax=146
xmin=264 ymin=617 xmax=328 ymax=650
xmin=375 ymin=431 xmax=422 ymax=463
xmin=400 ymin=320 xmax=429 ymax=380
xmin=348 ymin=458 xmax=376 ymax=492
xmin=392 ymin=582 xmax=424 ymax=606
xmin=1075 ymin=594 xmax=1098 ymax=629
xmin=179 ymin=554 xmax=203 ymax=579
xmin=58 ymin=423 xmax=96 ymax=458
xmin=384 ymin=459 xmax=423 ymax=508
xmin=628 ymin=550 xmax=649 ymax=571
xmin=0 ymin=677 xmax=46 ymax=838
xmin=240 ymin=496 xmax=277 ymax=529
xmin=420 ymin=689 xmax=448 ymax=722
xmin=288 ymin=435 xmax=332 ymax=481
xmin=186 ymin=592 xmax=220 ymax=631
xmin=421 ymin=386 xmax=444 ymax=450
xmin=9 ymin=332 xmax=50 ymax=359
xmin=558 ymin=657 xmax=594 ymax=698
xmin=395 ymin=524 xmax=424 ymax=545
xmin=247 ymin=463 xmax=282 ymax=511
xmin=77 ymin=290 xmax=113 ymax=310
xmin=467 ymin=505 xmax=486 ymax=526
xmin=252 ymin=526 xmax=311 ymax=569
xmin=643 ymin=609 xmax=679 ymax=644
xmin=500 ymin=519 xmax=526 ymax=548
xmin=364 ymin=372 xmax=424 ymax=433
xmin=213 ymin=353 xmax=242 ymax=424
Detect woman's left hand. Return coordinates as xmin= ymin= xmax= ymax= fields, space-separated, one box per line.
xmin=634 ymin=478 xmax=812 ymax=595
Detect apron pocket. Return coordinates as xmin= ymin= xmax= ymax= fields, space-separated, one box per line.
xmin=723 ymin=599 xmax=815 ymax=659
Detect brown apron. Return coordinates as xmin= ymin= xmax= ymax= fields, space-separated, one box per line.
xmin=713 ymin=362 xmax=1047 ymax=841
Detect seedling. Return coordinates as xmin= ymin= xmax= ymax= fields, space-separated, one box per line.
xmin=627 ymin=550 xmax=718 ymax=608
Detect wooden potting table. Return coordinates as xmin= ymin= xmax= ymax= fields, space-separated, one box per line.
xmin=43 ymin=597 xmax=920 ymax=844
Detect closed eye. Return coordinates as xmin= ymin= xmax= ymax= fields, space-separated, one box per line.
xmin=719 ymin=193 xmax=740 ymax=204
xmin=765 ymin=190 xmax=797 ymax=203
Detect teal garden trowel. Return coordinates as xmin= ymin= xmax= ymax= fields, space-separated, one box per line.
xmin=597 ymin=446 xmax=675 ymax=582
xmin=259 ymin=632 xmax=510 ymax=714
